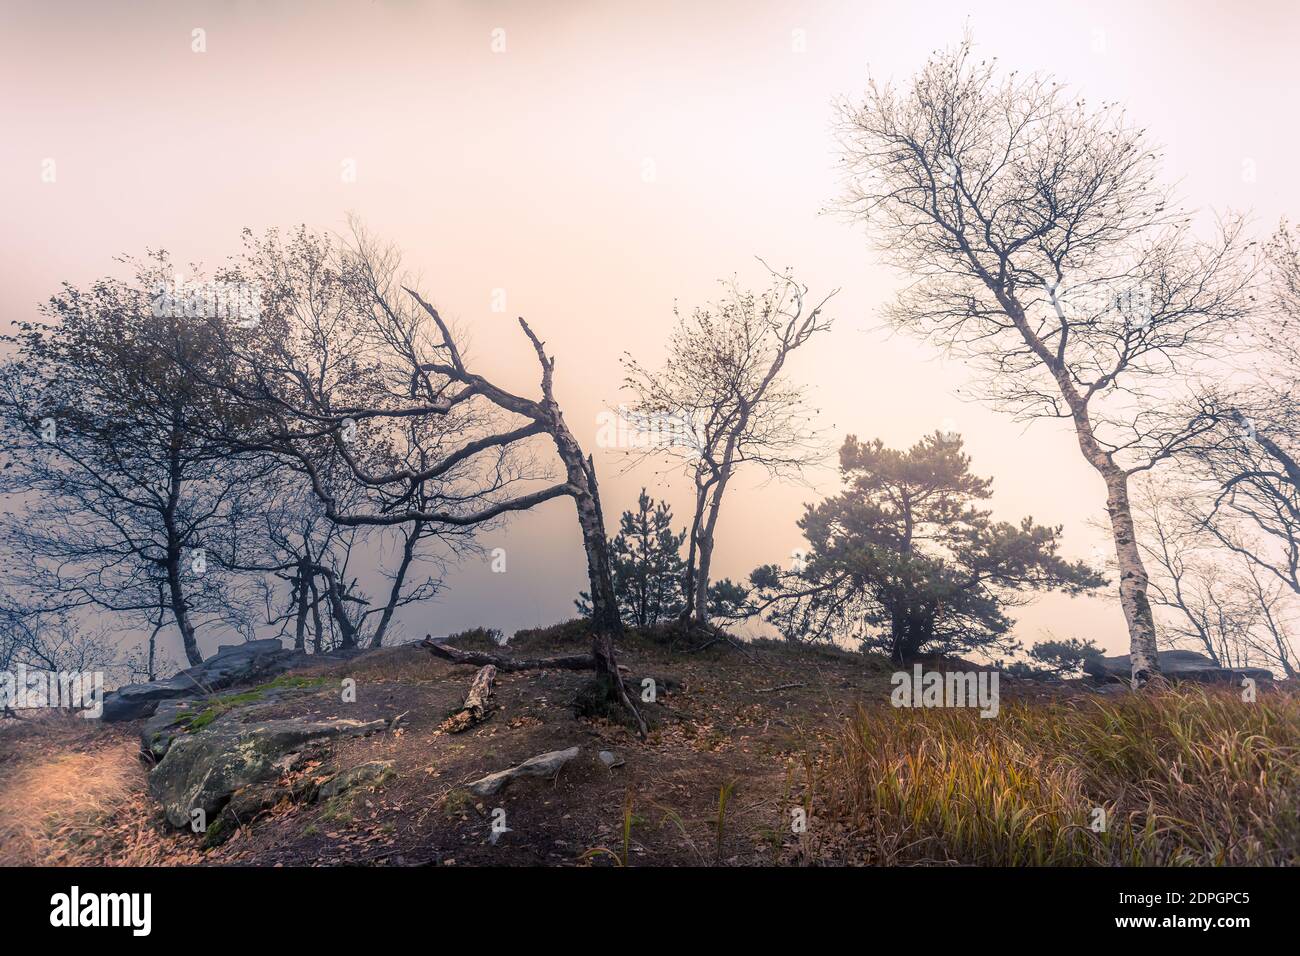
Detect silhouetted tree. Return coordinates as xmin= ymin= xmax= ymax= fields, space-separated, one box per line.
xmin=748 ymin=433 xmax=1104 ymax=661
xmin=837 ymin=37 xmax=1253 ymax=684
xmin=1027 ymin=637 xmax=1104 ymax=677
xmin=623 ymin=267 xmax=835 ymax=626
xmin=0 ymin=254 xmax=269 ymax=665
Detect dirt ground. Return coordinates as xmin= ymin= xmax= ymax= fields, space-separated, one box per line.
xmin=0 ymin=624 xmax=1066 ymax=867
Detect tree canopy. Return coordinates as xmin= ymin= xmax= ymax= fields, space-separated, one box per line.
xmin=748 ymin=433 xmax=1104 ymax=661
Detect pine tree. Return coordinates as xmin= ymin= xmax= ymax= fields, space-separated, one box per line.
xmin=578 ymin=489 xmax=686 ymax=628
xmin=749 ymin=433 xmax=1104 ymax=661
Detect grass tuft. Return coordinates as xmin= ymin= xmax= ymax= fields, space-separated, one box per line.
xmin=821 ymin=686 xmax=1300 ymax=865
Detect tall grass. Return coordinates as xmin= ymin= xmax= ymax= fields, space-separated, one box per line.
xmin=822 ymin=687 xmax=1300 ymax=865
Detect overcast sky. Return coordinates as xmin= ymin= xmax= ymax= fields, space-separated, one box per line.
xmin=2 ymin=0 xmax=1297 ymax=661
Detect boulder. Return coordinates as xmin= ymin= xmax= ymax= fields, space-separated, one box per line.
xmin=141 ymin=698 xmax=199 ymax=759
xmin=138 ymin=679 xmax=325 ymax=759
xmin=1084 ymin=649 xmax=1272 ymax=684
xmin=466 ymin=746 xmax=581 ymax=797
xmin=148 ymin=716 xmax=388 ymax=827
xmin=102 ymin=639 xmax=306 ymax=722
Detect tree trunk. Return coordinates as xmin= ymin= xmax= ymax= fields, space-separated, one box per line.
xmin=423 ymin=638 xmax=595 ymax=671
xmin=146 ymin=619 xmax=161 ymax=681
xmin=679 ymin=484 xmax=707 ymax=624
xmin=693 ymin=534 xmax=714 ymax=625
xmin=990 ymin=282 xmax=1163 ymax=687
xmin=548 ymin=424 xmax=645 ymax=735
xmin=369 ymin=520 xmax=423 ymax=648
xmin=292 ymin=558 xmax=310 ymax=652
xmin=308 ymin=577 xmax=325 ymax=653
xmin=689 ymin=435 xmax=739 ymax=625
xmin=318 ymin=567 xmax=358 ymax=649
xmin=1063 ymin=385 xmax=1161 ymax=686
xmin=548 ymin=415 xmax=620 ymax=636
xmin=1099 ymin=470 xmax=1161 ymax=687
xmin=163 ymin=421 xmax=202 ymax=666
xmin=439 ymin=663 xmax=497 ymax=733
xmin=164 ymin=553 xmax=203 ymax=666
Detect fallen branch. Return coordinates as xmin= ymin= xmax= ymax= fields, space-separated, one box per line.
xmin=421 ymin=635 xmax=647 ymax=740
xmin=421 ymin=636 xmax=595 ymax=672
xmin=439 ymin=664 xmax=497 ymax=734
xmin=684 ymin=633 xmax=761 ymax=664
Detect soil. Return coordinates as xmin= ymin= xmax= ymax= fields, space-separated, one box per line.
xmin=0 ymin=622 xmax=1078 ymax=867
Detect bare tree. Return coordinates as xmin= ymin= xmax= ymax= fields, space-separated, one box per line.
xmin=621 ymin=267 xmax=835 ymax=625
xmin=1184 ymin=222 xmax=1300 ymax=600
xmin=1133 ymin=476 xmax=1297 ymax=678
xmin=0 ymin=254 xmax=270 ymax=666
xmin=198 ymin=227 xmax=645 ymax=731
xmin=837 ymin=37 xmax=1254 ymax=685
xmin=0 ymin=601 xmax=129 ymax=714
xmin=227 ymin=471 xmax=452 ymax=651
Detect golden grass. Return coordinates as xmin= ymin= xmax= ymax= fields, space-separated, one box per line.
xmin=0 ymin=718 xmax=200 ymax=866
xmin=821 ymin=686 xmax=1300 ymax=865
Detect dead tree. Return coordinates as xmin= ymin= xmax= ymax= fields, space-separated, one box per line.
xmin=199 ymin=226 xmax=645 ymax=733
xmin=403 ymin=289 xmax=644 ymax=734
xmin=836 ymin=36 xmax=1253 ymax=686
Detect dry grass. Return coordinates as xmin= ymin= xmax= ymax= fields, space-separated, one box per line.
xmin=820 ymin=686 xmax=1300 ymax=865
xmin=0 ymin=716 xmax=199 ymax=866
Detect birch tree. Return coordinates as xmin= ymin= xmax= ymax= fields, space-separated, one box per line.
xmin=622 ymin=268 xmax=835 ymax=625
xmin=837 ymin=38 xmax=1253 ymax=685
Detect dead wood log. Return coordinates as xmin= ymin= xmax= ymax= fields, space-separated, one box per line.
xmin=439 ymin=664 xmax=498 ymax=734
xmin=421 ymin=635 xmax=649 ymax=740
xmin=421 ymin=636 xmax=596 ymax=672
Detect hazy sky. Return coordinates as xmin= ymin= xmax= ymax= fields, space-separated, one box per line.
xmin=3 ymin=0 xmax=1298 ymax=661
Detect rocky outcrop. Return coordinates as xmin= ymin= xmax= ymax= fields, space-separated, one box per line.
xmin=149 ymin=716 xmax=388 ymax=827
xmin=466 ymin=746 xmax=581 ymax=797
xmin=102 ymin=639 xmax=308 ymax=722
xmin=141 ymin=698 xmax=199 ymax=759
xmin=1084 ymin=649 xmax=1272 ymax=685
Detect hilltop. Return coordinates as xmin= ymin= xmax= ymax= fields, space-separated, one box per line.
xmin=2 ymin=622 xmax=1297 ymax=867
